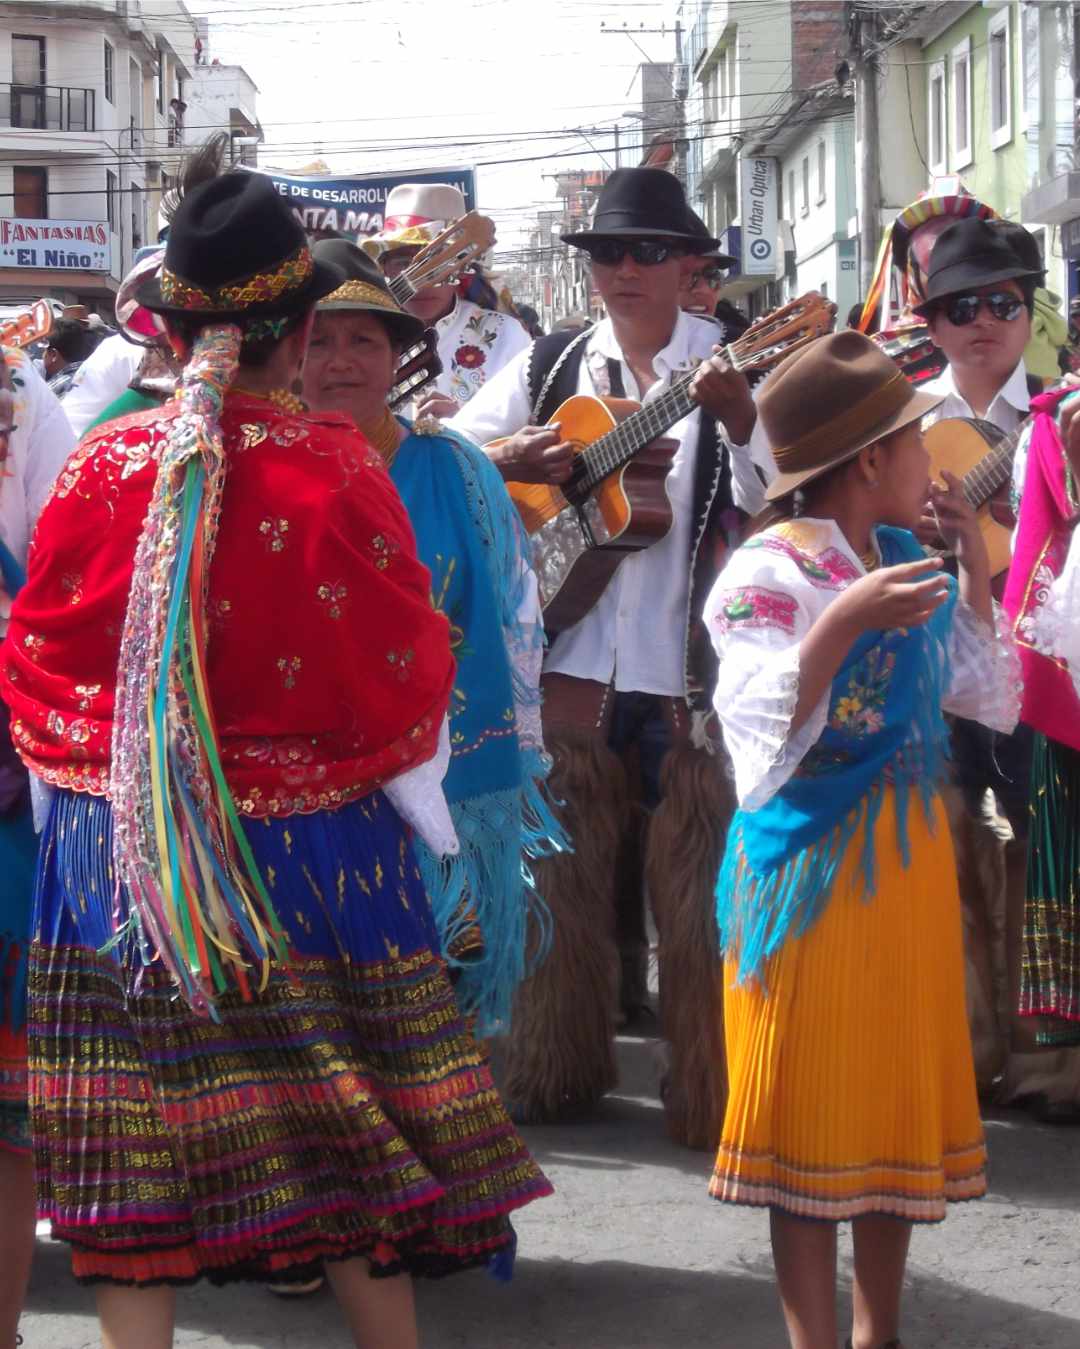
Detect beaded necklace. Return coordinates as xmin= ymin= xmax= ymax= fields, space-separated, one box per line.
xmin=231 ymin=386 xmax=306 ymax=416
xmin=358 ymin=406 xmax=404 ymax=465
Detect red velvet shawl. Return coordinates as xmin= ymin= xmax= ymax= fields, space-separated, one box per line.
xmin=0 ymin=394 xmax=454 ymax=817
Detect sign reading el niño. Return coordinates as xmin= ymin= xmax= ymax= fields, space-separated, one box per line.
xmin=252 ymin=166 xmax=477 ymax=240
xmin=738 ymin=156 xmax=778 ymax=277
xmin=0 ymin=218 xmax=110 ymax=271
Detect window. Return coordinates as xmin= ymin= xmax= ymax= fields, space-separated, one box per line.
xmin=801 ymin=156 xmax=809 ymax=215
xmin=951 ymin=36 xmax=972 ymax=169
xmin=928 ymin=60 xmax=946 ymax=174
xmin=155 ymin=42 xmax=166 ymax=114
xmin=104 ymin=40 xmax=114 ymax=105
xmin=989 ymin=5 xmax=1012 ymax=150
xmin=1019 ymin=1 xmax=1040 ymax=132
xmin=13 ymin=166 xmax=47 ymax=219
xmin=129 ymin=58 xmax=142 ymax=149
xmin=703 ymin=64 xmax=719 ymax=124
xmin=816 ymin=140 xmax=826 ymax=205
xmin=106 ymin=169 xmax=118 ymax=231
xmin=787 ymin=169 xmax=795 ymax=222
xmin=12 ymin=34 xmax=45 ymax=86
xmin=131 ymin=183 xmax=144 ymax=250
xmin=11 ymin=34 xmax=46 ymax=129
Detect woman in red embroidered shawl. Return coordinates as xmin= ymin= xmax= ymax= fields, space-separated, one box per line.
xmin=0 ymin=174 xmax=550 ymax=1349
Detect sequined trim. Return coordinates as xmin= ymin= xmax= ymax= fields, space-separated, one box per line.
xmin=160 ymin=245 xmax=314 ymax=312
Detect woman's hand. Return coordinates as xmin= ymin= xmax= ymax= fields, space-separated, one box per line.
xmin=833 ymin=557 xmax=952 ymax=634
xmin=930 ymin=469 xmax=990 ymax=580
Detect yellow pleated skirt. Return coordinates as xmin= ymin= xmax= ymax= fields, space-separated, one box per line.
xmin=711 ymin=789 xmax=987 ymax=1222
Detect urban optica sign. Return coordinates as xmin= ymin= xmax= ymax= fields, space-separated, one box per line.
xmin=0 ymin=218 xmax=110 ymax=271
xmin=251 ymin=166 xmax=477 ymax=240
xmin=738 ymin=155 xmax=778 ymax=277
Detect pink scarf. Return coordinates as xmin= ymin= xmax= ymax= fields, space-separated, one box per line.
xmin=1002 ymin=388 xmax=1080 ymax=752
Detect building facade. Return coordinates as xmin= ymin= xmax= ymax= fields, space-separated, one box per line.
xmin=682 ymin=0 xmax=848 ymax=315
xmin=919 ymin=1 xmax=1076 ymax=305
xmin=0 ymin=0 xmax=198 ymax=310
xmin=184 ymin=20 xmax=262 ymax=168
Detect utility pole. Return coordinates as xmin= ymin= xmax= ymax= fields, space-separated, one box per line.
xmin=848 ymin=2 xmax=884 ymax=298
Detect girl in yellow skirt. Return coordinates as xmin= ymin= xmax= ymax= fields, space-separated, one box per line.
xmin=704 ymin=332 xmax=1020 ymax=1349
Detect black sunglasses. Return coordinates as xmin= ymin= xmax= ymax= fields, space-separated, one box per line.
xmin=688 ymin=264 xmax=726 ymax=289
xmin=943 ymin=291 xmax=1026 ymax=326
xmin=582 ymin=239 xmax=685 ymax=267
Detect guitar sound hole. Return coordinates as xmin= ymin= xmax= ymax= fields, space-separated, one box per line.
xmin=562 ymin=453 xmax=590 ymax=506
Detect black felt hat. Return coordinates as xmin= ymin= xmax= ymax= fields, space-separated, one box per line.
xmin=312 ymin=239 xmax=427 ymax=347
xmin=135 ymin=172 xmax=343 ymax=318
xmin=561 ymin=168 xmax=720 ymax=253
xmin=912 ymin=218 xmax=1043 ymax=316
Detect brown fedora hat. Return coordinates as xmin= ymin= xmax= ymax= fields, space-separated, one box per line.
xmin=760 ymin=330 xmax=942 ymax=501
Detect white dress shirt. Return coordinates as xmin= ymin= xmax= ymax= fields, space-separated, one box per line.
xmin=434 ymin=298 xmax=531 ymax=407
xmin=921 ymin=359 xmax=1031 ymax=437
xmin=450 ymin=311 xmax=774 ymax=696
xmin=61 ymin=333 xmax=143 ymax=440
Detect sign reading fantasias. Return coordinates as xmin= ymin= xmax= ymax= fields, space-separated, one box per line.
xmin=0 ymin=218 xmax=110 ymax=271
xmin=248 ymin=166 xmax=478 ymax=241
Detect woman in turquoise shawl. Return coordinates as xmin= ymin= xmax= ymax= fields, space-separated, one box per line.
xmin=304 ymin=240 xmax=561 ymax=1037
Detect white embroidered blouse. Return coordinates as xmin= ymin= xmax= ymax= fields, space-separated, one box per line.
xmin=704 ymin=518 xmax=1021 ymax=812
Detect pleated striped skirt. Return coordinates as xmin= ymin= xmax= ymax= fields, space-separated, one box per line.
xmin=29 ymin=788 xmax=552 ymax=1286
xmin=711 ymin=789 xmax=987 ymax=1222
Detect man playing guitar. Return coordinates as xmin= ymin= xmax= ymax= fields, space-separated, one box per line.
xmin=915 ymin=217 xmax=1080 ymax=1124
xmin=450 ymin=168 xmax=774 ymax=1134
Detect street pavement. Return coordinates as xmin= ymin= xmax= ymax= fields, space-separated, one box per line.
xmin=20 ymin=1030 xmax=1080 ymax=1349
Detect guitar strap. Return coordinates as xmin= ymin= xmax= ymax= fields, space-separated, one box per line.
xmin=605 ymin=358 xmax=626 ymax=399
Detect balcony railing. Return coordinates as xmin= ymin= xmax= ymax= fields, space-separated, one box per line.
xmin=0 ymin=83 xmax=96 ymax=133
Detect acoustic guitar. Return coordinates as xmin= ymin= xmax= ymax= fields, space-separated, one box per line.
xmin=385 ymin=211 xmax=497 ymax=305
xmin=497 ymin=293 xmax=835 ymax=631
xmin=922 ymin=416 xmax=1021 ymax=578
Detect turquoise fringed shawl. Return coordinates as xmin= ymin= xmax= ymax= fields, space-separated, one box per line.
xmin=390 ymin=421 xmax=562 ymax=1034
xmin=717 ymin=526 xmax=957 ymax=983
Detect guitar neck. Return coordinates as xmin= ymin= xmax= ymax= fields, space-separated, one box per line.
xmin=962 ymin=430 xmax=1018 ymax=509
xmin=577 ymin=369 xmax=699 ymax=491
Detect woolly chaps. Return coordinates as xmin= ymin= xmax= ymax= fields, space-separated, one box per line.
xmin=648 ymin=745 xmax=734 ymax=1150
xmin=501 ymin=727 xmax=627 ymax=1122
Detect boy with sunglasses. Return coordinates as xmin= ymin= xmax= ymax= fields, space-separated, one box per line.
xmin=449 ymin=167 xmax=774 ymax=1133
xmin=915 ymin=218 xmax=1080 ymax=1122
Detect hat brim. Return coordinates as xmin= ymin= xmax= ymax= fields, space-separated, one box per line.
xmin=700 ymin=251 xmax=736 ymax=268
xmin=315 ymin=295 xmax=426 ymax=347
xmin=133 ymin=256 xmax=344 ymax=320
xmin=764 ymin=387 xmax=944 ymax=501
xmin=562 ymin=226 xmax=721 ymax=255
xmin=911 ymin=263 xmax=1043 ymax=317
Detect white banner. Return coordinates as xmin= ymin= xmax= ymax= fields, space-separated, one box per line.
xmin=0 ymin=218 xmax=110 ymax=272
xmin=738 ymin=156 xmax=779 ymax=277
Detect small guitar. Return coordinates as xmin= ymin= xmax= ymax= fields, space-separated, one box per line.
xmin=498 ymin=292 xmax=836 ymax=630
xmin=389 ymin=330 xmax=441 ymax=410
xmin=0 ymin=299 xmax=53 ymax=350
xmin=386 ymin=212 xmax=497 ymax=305
xmin=923 ymin=415 xmax=1025 ymax=579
